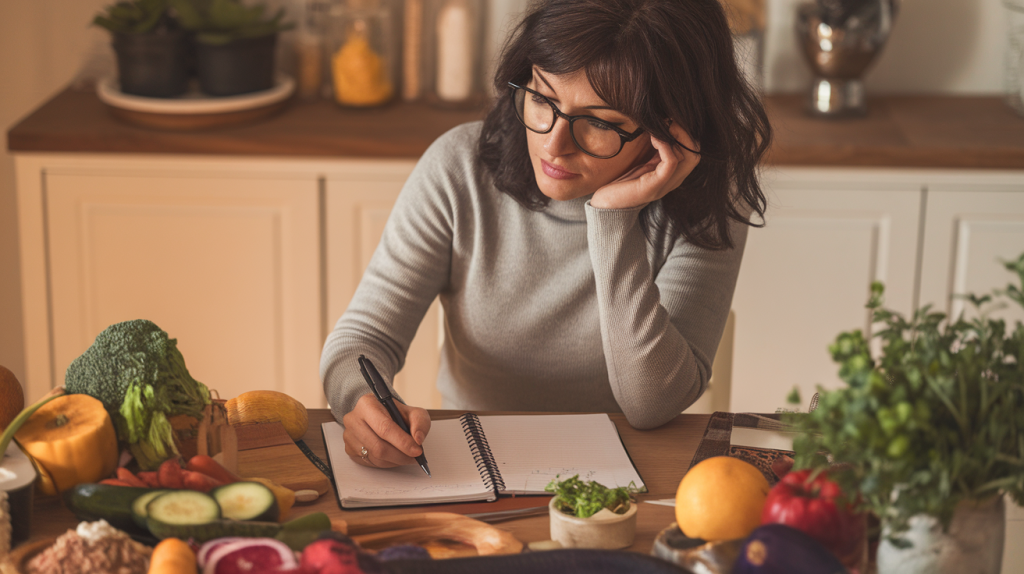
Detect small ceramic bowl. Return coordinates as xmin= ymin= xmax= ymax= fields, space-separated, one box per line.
xmin=548 ymin=497 xmax=638 ymax=550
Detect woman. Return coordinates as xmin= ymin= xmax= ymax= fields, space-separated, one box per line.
xmin=321 ymin=0 xmax=771 ymax=469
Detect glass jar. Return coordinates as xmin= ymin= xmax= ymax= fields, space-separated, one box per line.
xmin=421 ymin=0 xmax=485 ymax=108
xmin=1006 ymin=0 xmax=1024 ymax=116
xmin=326 ymin=0 xmax=397 ymax=107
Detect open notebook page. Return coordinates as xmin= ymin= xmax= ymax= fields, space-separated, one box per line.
xmin=322 ymin=419 xmax=494 ymax=508
xmin=476 ymin=414 xmax=646 ymax=495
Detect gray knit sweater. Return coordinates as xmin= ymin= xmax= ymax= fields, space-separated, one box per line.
xmin=320 ymin=122 xmax=747 ymax=430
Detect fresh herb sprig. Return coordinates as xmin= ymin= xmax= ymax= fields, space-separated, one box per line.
xmin=545 ymin=475 xmax=639 ymax=519
xmin=789 ymin=252 xmax=1024 ymax=543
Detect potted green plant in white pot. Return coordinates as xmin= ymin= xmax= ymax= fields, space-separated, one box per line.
xmin=788 ymin=252 xmax=1024 ymax=574
xmin=545 ymin=475 xmax=640 ymax=550
xmin=169 ymin=0 xmax=292 ymax=96
xmin=93 ymin=0 xmax=192 ymax=97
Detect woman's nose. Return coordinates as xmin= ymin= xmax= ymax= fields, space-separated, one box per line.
xmin=543 ymin=116 xmax=576 ymax=157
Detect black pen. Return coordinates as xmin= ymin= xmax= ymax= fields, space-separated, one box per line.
xmin=357 ymin=355 xmax=431 ymax=477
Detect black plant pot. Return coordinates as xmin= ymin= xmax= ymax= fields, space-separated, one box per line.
xmin=195 ymin=34 xmax=277 ymax=97
xmin=112 ymin=29 xmax=192 ymax=97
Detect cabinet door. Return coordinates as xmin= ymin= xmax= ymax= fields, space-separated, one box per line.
xmin=729 ymin=175 xmax=922 ymax=413
xmin=919 ymin=185 xmax=1024 ymax=326
xmin=325 ymin=172 xmax=443 ymax=409
xmin=45 ymin=170 xmax=325 ymax=407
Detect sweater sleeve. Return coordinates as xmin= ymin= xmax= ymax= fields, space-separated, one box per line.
xmin=320 ymin=133 xmax=459 ymax=424
xmin=585 ymin=203 xmax=748 ymax=429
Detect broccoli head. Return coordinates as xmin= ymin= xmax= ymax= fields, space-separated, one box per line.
xmin=65 ymin=319 xmax=211 ymax=469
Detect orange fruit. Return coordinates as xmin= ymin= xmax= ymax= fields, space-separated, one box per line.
xmin=675 ymin=456 xmax=770 ymax=541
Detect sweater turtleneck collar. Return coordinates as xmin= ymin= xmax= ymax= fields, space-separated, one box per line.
xmin=541 ymin=194 xmax=591 ymax=222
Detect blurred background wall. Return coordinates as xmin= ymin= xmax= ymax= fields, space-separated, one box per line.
xmin=0 ymin=0 xmax=1010 ymax=385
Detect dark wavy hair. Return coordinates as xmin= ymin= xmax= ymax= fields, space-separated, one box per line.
xmin=477 ymin=0 xmax=772 ymax=250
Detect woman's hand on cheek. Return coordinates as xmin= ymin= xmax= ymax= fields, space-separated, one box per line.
xmin=590 ymin=122 xmax=700 ymax=210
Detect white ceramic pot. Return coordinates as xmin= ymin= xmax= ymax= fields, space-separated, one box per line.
xmin=548 ymin=497 xmax=638 ymax=550
xmin=0 ymin=442 xmax=37 ymax=550
xmin=876 ymin=496 xmax=1005 ymax=574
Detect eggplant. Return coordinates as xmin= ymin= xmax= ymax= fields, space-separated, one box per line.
xmin=733 ymin=524 xmax=849 ymax=574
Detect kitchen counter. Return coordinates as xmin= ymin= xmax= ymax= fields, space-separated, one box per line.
xmin=9 ymin=87 xmax=1024 ymax=168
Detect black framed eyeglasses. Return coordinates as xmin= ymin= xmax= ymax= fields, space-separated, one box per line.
xmin=508 ymin=82 xmax=645 ymax=159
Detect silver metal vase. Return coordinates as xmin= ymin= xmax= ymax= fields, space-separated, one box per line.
xmin=796 ymin=0 xmax=898 ymax=117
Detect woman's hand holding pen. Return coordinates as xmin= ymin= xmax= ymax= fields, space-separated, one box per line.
xmin=590 ymin=121 xmax=700 ymax=210
xmin=342 ymin=393 xmax=431 ymax=468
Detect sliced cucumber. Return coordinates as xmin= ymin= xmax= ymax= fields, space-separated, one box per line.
xmin=146 ymin=489 xmax=221 ymax=525
xmin=147 ymin=517 xmax=282 ymax=542
xmin=211 ymin=481 xmax=279 ymax=522
xmin=131 ymin=489 xmax=170 ymax=528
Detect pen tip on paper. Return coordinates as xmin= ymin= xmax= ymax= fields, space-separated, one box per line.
xmin=422 ymin=463 xmax=431 ymax=477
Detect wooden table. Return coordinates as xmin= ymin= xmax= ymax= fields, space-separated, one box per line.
xmin=27 ymin=410 xmax=711 ymax=556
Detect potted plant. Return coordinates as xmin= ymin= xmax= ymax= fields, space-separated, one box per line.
xmin=93 ymin=0 xmax=192 ymax=97
xmin=545 ymin=475 xmax=640 ymax=550
xmin=169 ymin=0 xmax=293 ymax=96
xmin=788 ymin=252 xmax=1024 ymax=574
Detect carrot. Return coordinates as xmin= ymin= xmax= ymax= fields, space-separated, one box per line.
xmin=180 ymin=470 xmax=223 ymax=493
xmin=137 ymin=471 xmax=161 ymax=488
xmin=99 ymin=478 xmax=133 ymax=487
xmin=157 ymin=458 xmax=184 ymax=489
xmin=186 ymin=454 xmax=241 ymax=484
xmin=148 ymin=537 xmax=196 ymax=574
xmin=116 ymin=468 xmax=148 ymax=488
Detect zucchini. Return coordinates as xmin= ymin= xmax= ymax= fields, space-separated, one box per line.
xmin=274 ymin=512 xmax=333 ymax=551
xmin=131 ymin=489 xmax=170 ymax=528
xmin=147 ymin=511 xmax=331 ymax=544
xmin=147 ymin=517 xmax=282 ymax=542
xmin=146 ymin=490 xmax=221 ymax=525
xmin=211 ymin=481 xmax=278 ymax=522
xmin=62 ymin=483 xmax=159 ymax=534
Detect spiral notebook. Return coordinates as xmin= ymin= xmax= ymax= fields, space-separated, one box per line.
xmin=321 ymin=413 xmax=646 ymax=509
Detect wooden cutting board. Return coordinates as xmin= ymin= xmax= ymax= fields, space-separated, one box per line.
xmin=234 ymin=421 xmax=331 ymax=496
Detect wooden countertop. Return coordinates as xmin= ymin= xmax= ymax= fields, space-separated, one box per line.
xmin=9 ymin=87 xmax=1024 ymax=168
xmin=27 ymin=410 xmax=710 ymax=556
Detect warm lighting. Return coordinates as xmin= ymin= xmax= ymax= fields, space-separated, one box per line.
xmin=820 ymin=39 xmax=833 ymax=52
xmin=816 ymin=80 xmax=832 ymax=113
xmin=818 ymin=22 xmax=832 ymax=37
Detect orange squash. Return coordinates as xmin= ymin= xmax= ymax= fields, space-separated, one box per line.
xmin=14 ymin=394 xmax=119 ymax=493
xmin=225 ymin=391 xmax=309 ymax=441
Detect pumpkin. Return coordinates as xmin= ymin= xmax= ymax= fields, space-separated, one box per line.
xmin=0 ymin=365 xmax=25 ymax=431
xmin=225 ymin=391 xmax=309 ymax=441
xmin=14 ymin=394 xmax=119 ymax=493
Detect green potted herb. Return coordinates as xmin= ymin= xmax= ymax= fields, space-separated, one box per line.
xmin=169 ymin=0 xmax=293 ymax=96
xmin=545 ymin=475 xmax=640 ymax=549
xmin=93 ymin=0 xmax=192 ymax=97
xmin=788 ymin=252 xmax=1024 ymax=574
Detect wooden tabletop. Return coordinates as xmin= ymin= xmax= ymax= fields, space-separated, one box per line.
xmin=9 ymin=87 xmax=1024 ymax=169
xmin=26 ymin=410 xmax=710 ymax=556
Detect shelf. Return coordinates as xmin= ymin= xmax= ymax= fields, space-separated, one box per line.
xmin=9 ymin=87 xmax=1024 ymax=168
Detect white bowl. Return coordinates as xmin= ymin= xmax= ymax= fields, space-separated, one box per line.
xmin=548 ymin=497 xmax=638 ymax=550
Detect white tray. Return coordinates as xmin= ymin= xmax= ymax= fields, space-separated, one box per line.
xmin=96 ymin=75 xmax=295 ymax=115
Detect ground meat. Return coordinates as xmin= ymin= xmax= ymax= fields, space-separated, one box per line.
xmin=26 ymin=527 xmax=151 ymax=574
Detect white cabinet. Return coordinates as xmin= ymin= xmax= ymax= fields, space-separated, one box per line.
xmin=728 ymin=169 xmax=1024 ymax=414
xmin=323 ymin=165 xmax=443 ymax=410
xmin=17 ymin=157 xmax=326 ymax=407
xmin=729 ymin=169 xmax=923 ymax=414
xmin=919 ymin=181 xmax=1024 ymax=325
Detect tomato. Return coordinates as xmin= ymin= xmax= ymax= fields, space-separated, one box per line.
xmin=760 ymin=469 xmax=867 ymax=572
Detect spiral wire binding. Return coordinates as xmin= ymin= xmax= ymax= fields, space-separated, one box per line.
xmin=460 ymin=413 xmax=505 ymax=495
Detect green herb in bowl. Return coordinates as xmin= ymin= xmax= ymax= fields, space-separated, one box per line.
xmin=545 ymin=475 xmax=639 ymax=519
